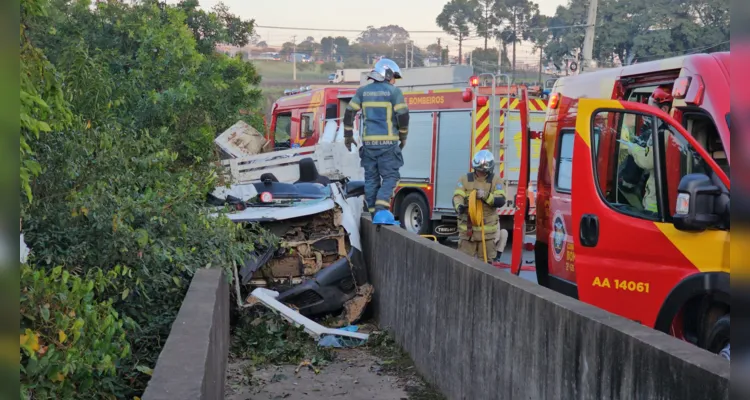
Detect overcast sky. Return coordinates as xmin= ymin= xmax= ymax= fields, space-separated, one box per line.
xmin=187 ymin=0 xmax=570 ymax=60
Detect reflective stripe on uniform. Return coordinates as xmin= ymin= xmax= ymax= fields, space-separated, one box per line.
xmin=458 ymin=223 xmax=498 ymax=234
xmin=394 ymin=103 xmax=408 ymax=112
xmin=349 ymin=102 xmax=361 ymax=111
xmin=375 ymin=199 xmax=391 ymax=209
xmin=453 ymin=189 xmax=467 ymax=197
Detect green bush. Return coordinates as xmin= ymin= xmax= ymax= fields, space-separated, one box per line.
xmin=20 ymin=265 xmax=133 ymax=399
xmin=20 ymin=0 xmax=267 ymax=397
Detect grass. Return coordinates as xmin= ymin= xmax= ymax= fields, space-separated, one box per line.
xmin=253 ymin=60 xmax=330 ymax=81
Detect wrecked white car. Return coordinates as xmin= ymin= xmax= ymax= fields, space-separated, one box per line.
xmin=208 ymin=160 xmax=370 ymax=320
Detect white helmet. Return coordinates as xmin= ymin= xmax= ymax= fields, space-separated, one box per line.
xmin=367 ymin=58 xmax=402 ymax=82
xmin=472 ymin=150 xmax=494 ymax=173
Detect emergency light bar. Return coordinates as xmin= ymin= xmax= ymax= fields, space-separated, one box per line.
xmin=282 ymin=86 xmax=313 ymax=96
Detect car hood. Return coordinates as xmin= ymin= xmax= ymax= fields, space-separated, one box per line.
xmin=211 ymin=182 xmax=363 ymax=251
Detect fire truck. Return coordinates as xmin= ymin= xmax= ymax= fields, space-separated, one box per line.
xmin=268 ymin=86 xmax=357 ymax=148
xmin=510 ymin=52 xmax=731 ymax=359
xmin=391 ymin=75 xmax=548 ymax=239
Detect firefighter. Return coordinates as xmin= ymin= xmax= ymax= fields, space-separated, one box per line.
xmin=452 ymin=150 xmax=507 ymax=263
xmin=342 ymin=58 xmax=409 ymax=225
xmin=619 ymin=85 xmax=673 ymax=214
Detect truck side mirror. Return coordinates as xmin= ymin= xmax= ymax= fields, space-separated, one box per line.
xmin=673 ymin=173 xmax=721 ymax=232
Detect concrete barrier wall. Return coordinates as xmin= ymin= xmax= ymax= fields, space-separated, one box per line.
xmin=361 ymin=219 xmax=730 ymax=400
xmin=142 ymin=268 xmax=230 ymax=400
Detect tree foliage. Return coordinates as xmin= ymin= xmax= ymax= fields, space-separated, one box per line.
xmin=540 ymin=0 xmax=729 ymax=67
xmin=357 ymin=25 xmax=411 ymax=46
xmin=435 ymin=0 xmax=729 ymax=73
xmin=436 ymin=0 xmax=476 ymax=64
xmin=20 ymin=0 xmax=265 ymax=397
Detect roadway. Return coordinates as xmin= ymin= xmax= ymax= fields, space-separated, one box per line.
xmin=443 ymin=236 xmax=538 ymax=283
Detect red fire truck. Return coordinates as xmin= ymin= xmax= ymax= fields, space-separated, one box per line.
xmin=391 ymin=77 xmax=548 ymax=240
xmin=511 ymin=52 xmax=730 ymax=359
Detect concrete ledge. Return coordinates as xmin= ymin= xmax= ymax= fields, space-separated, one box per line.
xmin=361 ymin=218 xmax=730 ymax=400
xmin=142 ymin=268 xmax=230 ymax=400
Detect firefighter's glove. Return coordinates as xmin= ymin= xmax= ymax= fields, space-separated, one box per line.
xmin=456 ymin=204 xmax=467 ymax=215
xmin=399 ymin=139 xmax=406 ymax=150
xmin=344 ymin=135 xmax=357 ymax=152
xmin=476 ymin=189 xmax=488 ymax=200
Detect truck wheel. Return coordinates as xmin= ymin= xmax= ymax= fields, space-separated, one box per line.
xmin=399 ymin=193 xmax=430 ymax=235
xmin=705 ymin=314 xmax=730 ymax=360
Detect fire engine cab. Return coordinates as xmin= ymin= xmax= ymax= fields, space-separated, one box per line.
xmin=521 ymin=52 xmax=730 ymax=359
xmin=269 ymin=86 xmax=357 ymax=149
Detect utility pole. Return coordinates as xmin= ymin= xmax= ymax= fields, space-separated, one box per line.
xmin=497 ymin=38 xmax=503 ymax=74
xmin=405 ymin=42 xmax=409 ymax=68
xmin=581 ymin=0 xmax=598 ymax=71
xmin=291 ymin=35 xmax=297 ymax=81
xmin=437 ymin=38 xmax=442 ymax=66
xmin=538 ymin=49 xmax=543 ymax=83
xmin=410 ymin=41 xmax=414 ymax=68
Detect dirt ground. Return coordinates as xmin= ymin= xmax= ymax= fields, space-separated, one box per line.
xmin=226 ymin=348 xmax=420 ymax=400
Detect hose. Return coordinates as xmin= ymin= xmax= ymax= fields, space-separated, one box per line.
xmin=468 ymin=190 xmax=488 ymax=263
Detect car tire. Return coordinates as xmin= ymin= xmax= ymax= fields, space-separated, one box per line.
xmin=399 ymin=193 xmax=430 ymax=235
xmin=705 ymin=314 xmax=730 ymax=360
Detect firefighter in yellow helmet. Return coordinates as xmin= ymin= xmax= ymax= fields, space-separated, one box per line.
xmin=452 ymin=150 xmax=508 ymax=263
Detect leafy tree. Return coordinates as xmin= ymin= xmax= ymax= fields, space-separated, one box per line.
xmin=473 ymin=0 xmax=499 ymax=50
xmin=280 ymin=41 xmax=295 ymax=56
xmin=177 ymin=0 xmax=255 ymax=55
xmin=426 ymin=42 xmax=443 ymax=57
xmin=494 ymin=0 xmax=539 ymax=77
xmin=333 ymin=36 xmax=350 ymax=60
xmin=321 ymin=36 xmax=335 ymax=60
xmin=297 ymin=37 xmax=319 ymax=57
xmin=20 ymin=0 xmax=266 ymax=397
xmin=542 ymin=0 xmax=729 ymax=67
xmin=437 ymin=0 xmax=477 ymax=64
xmin=357 ymin=25 xmax=411 ymax=46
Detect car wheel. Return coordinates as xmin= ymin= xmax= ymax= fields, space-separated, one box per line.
xmin=705 ymin=314 xmax=730 ymax=360
xmin=399 ymin=193 xmax=430 ymax=235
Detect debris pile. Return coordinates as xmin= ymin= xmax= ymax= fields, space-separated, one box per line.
xmin=251 ymin=208 xmax=349 ymax=284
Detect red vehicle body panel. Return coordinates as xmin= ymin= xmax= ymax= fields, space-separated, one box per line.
xmin=535 ymin=53 xmax=730 ymax=333
xmin=269 ymin=87 xmax=357 ymax=147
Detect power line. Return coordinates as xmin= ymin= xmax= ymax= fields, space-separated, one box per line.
xmin=255 ymin=23 xmax=593 ymax=36
xmin=256 ymin=24 xmax=447 ymax=34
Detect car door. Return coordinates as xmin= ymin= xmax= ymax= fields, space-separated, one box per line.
xmin=571 ymin=99 xmax=730 ymax=328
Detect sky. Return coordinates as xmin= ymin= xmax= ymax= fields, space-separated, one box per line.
xmin=189 ymin=0 xmax=570 ymax=61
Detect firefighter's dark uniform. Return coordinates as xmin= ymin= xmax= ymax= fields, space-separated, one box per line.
xmin=345 ymin=81 xmax=409 ymax=213
xmin=452 ymin=172 xmax=506 ymax=260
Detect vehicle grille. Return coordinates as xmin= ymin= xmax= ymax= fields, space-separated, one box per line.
xmin=287 ymin=290 xmax=324 ymax=308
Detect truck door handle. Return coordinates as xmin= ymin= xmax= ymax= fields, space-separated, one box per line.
xmin=579 ymin=214 xmax=599 ymax=247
